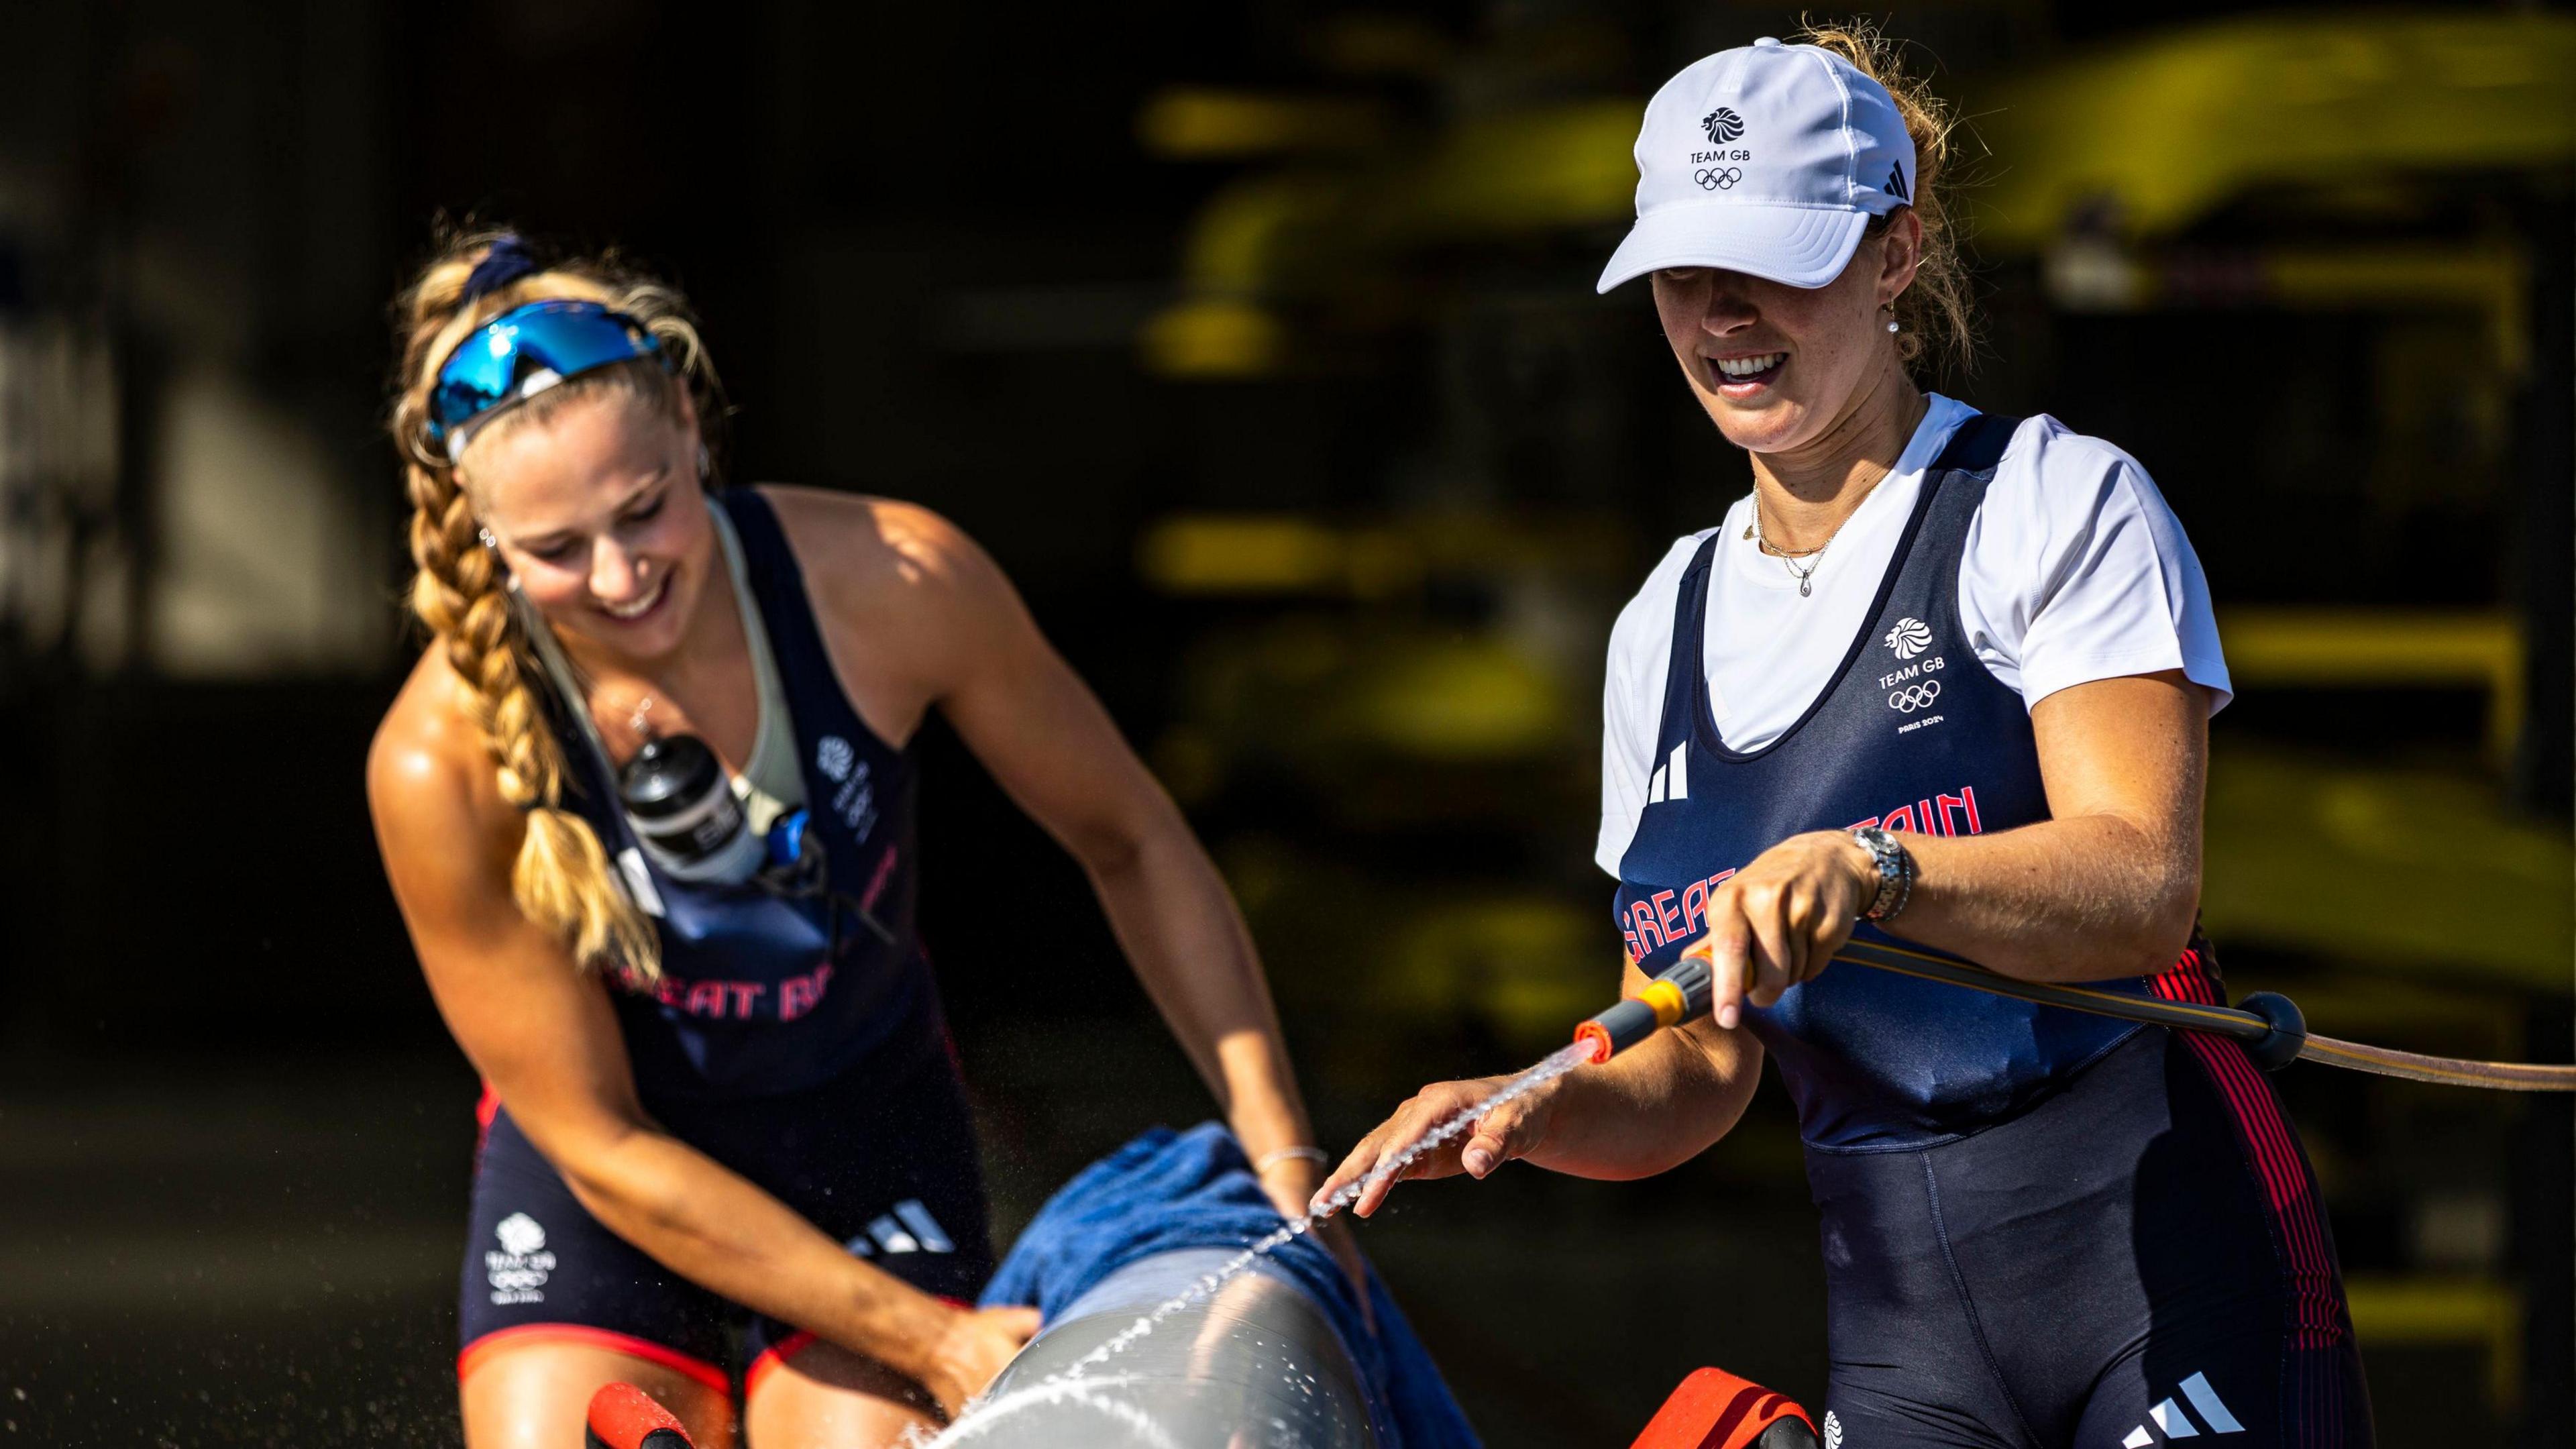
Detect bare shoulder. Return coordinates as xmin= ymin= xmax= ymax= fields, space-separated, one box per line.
xmin=751 ymin=486 xmax=1018 ymax=649
xmin=367 ymin=649 xmax=513 ymax=849
xmin=754 ymin=486 xmax=1002 ymax=592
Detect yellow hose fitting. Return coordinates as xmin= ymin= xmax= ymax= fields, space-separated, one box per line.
xmin=1575 ymin=956 xmax=1718 ymax=1065
xmin=1638 ymin=979 xmax=1688 ymax=1028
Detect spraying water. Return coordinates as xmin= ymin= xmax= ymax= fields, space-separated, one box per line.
xmin=909 ymin=1375 xmax=1180 ymax=1449
xmin=920 ymin=1041 xmax=1597 ymax=1447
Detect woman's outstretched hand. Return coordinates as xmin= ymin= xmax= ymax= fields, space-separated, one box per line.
xmin=1311 ymin=1072 xmax=1566 ymax=1221
xmin=917 ymin=1303 xmax=1044 ymax=1420
xmin=1256 ymin=1154 xmax=1375 ymax=1326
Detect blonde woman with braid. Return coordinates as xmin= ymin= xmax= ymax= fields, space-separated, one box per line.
xmin=366 ymin=231 xmax=1336 ymax=1448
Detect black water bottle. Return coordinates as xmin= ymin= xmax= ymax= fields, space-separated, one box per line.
xmin=618 ymin=734 xmax=763 ymax=884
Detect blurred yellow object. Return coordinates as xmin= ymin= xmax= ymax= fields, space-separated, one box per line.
xmin=1136 ymin=89 xmax=1389 ymax=158
xmin=2220 ymin=608 xmax=2523 ymax=763
xmin=1975 ymin=13 xmax=2576 ymax=252
xmin=2202 ymin=743 xmax=2573 ymax=991
xmin=2239 ymin=973 xmax=2524 ymax=1067
xmin=1389 ymin=100 xmax=1640 ymax=239
xmin=1164 ymin=618 xmax=1573 ymax=786
xmin=1138 ymin=516 xmax=1354 ymax=594
xmin=2261 ymin=247 xmax=2530 ymax=376
xmin=1140 ymin=14 xmax=2575 ymax=376
xmin=2342 ymin=1274 xmax=2522 ymax=1411
xmin=1168 ymin=172 xmax=1352 ymax=311
xmin=1373 ymin=897 xmax=1608 ymax=1051
xmin=1140 ymin=101 xmax=1635 ymax=374
xmin=1165 ymin=100 xmax=1638 ymax=286
xmin=1138 ymin=511 xmax=1622 ymax=597
xmin=1346 ymin=639 xmax=1562 ymax=761
xmin=1140 ymin=297 xmax=1289 ymax=378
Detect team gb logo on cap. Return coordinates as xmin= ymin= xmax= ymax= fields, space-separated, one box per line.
xmin=1701 ymin=107 xmax=1745 ymax=144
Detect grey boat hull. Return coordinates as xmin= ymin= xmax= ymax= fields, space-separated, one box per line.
xmin=957 ymin=1248 xmax=1381 ymax=1448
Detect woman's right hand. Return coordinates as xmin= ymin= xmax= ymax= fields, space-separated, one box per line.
xmin=916 ymin=1303 xmax=1044 ymax=1420
xmin=1311 ymin=1073 xmax=1566 ymax=1221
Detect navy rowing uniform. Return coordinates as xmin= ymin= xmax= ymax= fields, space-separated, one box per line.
xmin=577 ymin=488 xmax=935 ymax=1106
xmin=1614 ymin=414 xmax=2371 ymax=1445
xmin=458 ymin=488 xmax=993 ymax=1393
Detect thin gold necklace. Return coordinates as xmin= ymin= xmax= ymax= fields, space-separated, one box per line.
xmin=1743 ymin=458 xmax=1896 ymax=597
xmin=1746 ymin=515 xmax=1832 ymax=596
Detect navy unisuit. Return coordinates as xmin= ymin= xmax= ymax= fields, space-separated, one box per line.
xmin=458 ymin=488 xmax=991 ymax=1392
xmin=1614 ymin=414 xmax=2370 ymax=1446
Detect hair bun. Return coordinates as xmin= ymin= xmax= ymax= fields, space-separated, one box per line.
xmin=462 ymin=235 xmax=540 ymax=301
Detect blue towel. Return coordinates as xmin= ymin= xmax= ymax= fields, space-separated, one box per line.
xmin=980 ymin=1122 xmax=1482 ymax=1449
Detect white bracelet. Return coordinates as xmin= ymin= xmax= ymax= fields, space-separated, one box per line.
xmin=1252 ymin=1146 xmax=1330 ymax=1174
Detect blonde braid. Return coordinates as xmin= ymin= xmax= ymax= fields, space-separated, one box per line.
xmin=390 ymin=229 xmax=663 ymax=978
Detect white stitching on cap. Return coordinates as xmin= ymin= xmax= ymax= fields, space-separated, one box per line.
xmin=1799 ymin=46 xmax=1861 ymax=205
xmin=1712 ymin=46 xmax=1753 ymax=97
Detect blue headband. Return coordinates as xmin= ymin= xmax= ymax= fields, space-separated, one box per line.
xmin=462 ymin=235 xmax=541 ymax=301
xmin=428 ymin=299 xmax=667 ymax=462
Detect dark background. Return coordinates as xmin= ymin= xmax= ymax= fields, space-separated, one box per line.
xmin=1 ymin=1 xmax=2570 ymax=1444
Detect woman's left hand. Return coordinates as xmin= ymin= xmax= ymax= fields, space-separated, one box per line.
xmin=1696 ymin=829 xmax=1880 ymax=1029
xmin=1258 ymin=1154 xmax=1375 ymax=1328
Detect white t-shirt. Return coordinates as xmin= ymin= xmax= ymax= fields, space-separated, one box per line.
xmin=1596 ymin=394 xmax=2231 ymax=875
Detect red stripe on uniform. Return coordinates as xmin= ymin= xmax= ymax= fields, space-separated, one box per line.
xmin=474 ymin=1083 xmax=501 ymax=1156
xmin=2177 ymin=1030 xmax=2341 ymax=1346
xmin=743 ymin=1330 xmax=818 ymax=1399
xmin=2149 ymin=967 xmax=2343 ymax=1346
xmin=2150 ymin=952 xmax=2350 ymax=1444
xmin=458 ymin=1324 xmax=731 ymax=1396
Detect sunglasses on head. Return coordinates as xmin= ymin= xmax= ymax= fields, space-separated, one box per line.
xmin=429 ymin=300 xmax=669 ymax=463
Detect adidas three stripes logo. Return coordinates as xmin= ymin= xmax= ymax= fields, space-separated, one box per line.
xmin=2119 ymin=1372 xmax=2245 ymax=1445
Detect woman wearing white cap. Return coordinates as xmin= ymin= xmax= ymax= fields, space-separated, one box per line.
xmin=1324 ymin=25 xmax=2371 ymax=1448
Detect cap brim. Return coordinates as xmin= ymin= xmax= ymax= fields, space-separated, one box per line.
xmin=1596 ymin=203 xmax=1870 ymax=294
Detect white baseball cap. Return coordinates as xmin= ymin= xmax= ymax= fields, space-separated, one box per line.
xmin=1597 ymin=38 xmax=1917 ymax=294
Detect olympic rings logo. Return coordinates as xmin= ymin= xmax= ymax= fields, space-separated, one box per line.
xmin=1888 ymin=680 xmax=1942 ymax=713
xmin=1695 ymin=167 xmax=1742 ymax=191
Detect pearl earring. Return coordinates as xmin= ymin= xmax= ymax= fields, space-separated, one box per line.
xmin=478 ymin=527 xmax=498 ymax=549
xmin=1886 ymin=319 xmax=1900 ymax=333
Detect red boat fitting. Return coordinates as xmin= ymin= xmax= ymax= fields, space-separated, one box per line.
xmin=584 ymin=1382 xmax=694 ymax=1449
xmin=1633 ymin=1366 xmax=1817 ymax=1449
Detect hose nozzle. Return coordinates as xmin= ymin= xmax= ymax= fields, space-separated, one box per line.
xmin=1575 ymin=951 xmax=1715 ymax=1063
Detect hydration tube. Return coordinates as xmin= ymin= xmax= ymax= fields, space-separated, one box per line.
xmin=1576 ymin=936 xmax=2576 ymax=1091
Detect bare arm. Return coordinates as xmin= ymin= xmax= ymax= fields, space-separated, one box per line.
xmin=800 ymin=496 xmax=1323 ymax=1215
xmin=1318 ymin=954 xmax=1765 ymax=1215
xmin=1519 ymin=957 xmax=1766 ymax=1179
xmin=1884 ymin=671 xmax=2207 ymax=979
xmin=366 ymin=690 xmax=1032 ymax=1412
xmin=1323 ymin=673 xmax=2204 ymax=1211
xmin=1701 ymin=670 xmax=2210 ymax=1026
